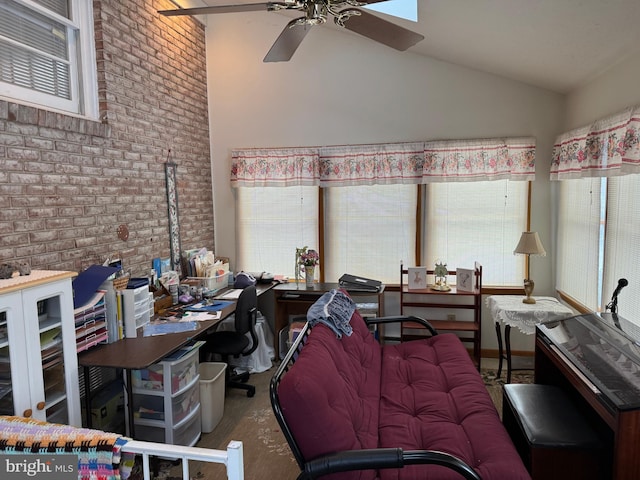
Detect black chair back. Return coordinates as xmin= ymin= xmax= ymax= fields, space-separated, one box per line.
xmin=235 ymin=285 xmax=259 ymax=356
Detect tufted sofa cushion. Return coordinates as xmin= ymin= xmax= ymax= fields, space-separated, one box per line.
xmin=379 ymin=335 xmax=529 ymax=480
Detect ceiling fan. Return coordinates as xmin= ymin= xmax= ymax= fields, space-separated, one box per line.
xmin=158 ymin=1 xmax=424 ymax=62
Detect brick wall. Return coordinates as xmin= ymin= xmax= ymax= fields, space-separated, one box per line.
xmin=0 ymin=0 xmax=213 ymax=277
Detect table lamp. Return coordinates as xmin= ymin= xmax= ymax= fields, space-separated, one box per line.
xmin=514 ymin=231 xmax=546 ymax=304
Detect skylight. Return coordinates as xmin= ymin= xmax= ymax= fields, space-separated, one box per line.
xmin=364 ymin=0 xmax=417 ymax=22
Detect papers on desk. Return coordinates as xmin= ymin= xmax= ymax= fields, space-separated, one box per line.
xmin=181 ymin=311 xmax=221 ymax=322
xmin=143 ymin=321 xmax=198 ymax=337
xmin=216 ymin=289 xmax=243 ymax=300
xmin=185 ymin=300 xmax=232 ymax=312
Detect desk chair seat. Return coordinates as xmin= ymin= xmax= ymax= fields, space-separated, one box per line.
xmin=202 ymin=285 xmax=258 ymax=398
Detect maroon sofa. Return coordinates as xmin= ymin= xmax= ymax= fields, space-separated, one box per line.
xmin=270 ymin=292 xmax=530 ymax=480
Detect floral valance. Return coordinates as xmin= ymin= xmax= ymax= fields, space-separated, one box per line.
xmin=423 ymin=137 xmax=536 ymax=182
xmin=230 ymin=148 xmax=320 ymax=187
xmin=231 ymin=137 xmax=536 ymax=187
xmin=551 ymin=106 xmax=640 ymax=180
xmin=318 ymin=143 xmax=425 ymax=187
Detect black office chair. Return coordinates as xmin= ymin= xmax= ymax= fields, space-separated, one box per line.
xmin=202 ymin=285 xmax=258 ymax=397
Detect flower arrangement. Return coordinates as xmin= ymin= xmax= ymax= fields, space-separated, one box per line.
xmin=296 ymin=246 xmax=319 ymax=286
xmin=297 ymin=247 xmax=319 ymax=267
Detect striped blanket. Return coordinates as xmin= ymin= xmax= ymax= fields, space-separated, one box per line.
xmin=0 ymin=416 xmax=134 ymax=480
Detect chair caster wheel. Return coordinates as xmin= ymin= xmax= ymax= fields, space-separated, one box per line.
xmin=247 ymin=389 xmax=255 ymax=398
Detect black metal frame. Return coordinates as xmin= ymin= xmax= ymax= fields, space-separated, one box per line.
xmin=270 ymin=315 xmax=482 ymax=480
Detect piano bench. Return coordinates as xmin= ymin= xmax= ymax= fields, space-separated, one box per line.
xmin=502 ymin=384 xmax=603 ymax=480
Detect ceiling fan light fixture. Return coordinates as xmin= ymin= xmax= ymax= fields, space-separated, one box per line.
xmin=334 ymin=8 xmax=360 ymax=28
xmin=304 ymin=0 xmax=328 ymax=24
xmin=159 ymin=0 xmax=423 ymax=61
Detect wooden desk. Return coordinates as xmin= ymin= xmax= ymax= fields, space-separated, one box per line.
xmin=78 ymin=303 xmax=235 ymax=437
xmin=78 ymin=283 xmax=275 ymax=437
xmin=272 ymin=282 xmax=384 ymax=359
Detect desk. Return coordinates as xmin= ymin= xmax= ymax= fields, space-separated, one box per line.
xmin=486 ymin=295 xmax=572 ymax=383
xmin=78 ymin=283 xmax=274 ymax=437
xmin=273 ymin=283 xmax=384 ymax=359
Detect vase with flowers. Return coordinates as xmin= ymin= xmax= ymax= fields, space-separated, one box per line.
xmin=296 ymin=246 xmax=319 ymax=287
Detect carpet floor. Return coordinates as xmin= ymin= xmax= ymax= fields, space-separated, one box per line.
xmin=158 ymin=365 xmax=533 ymax=480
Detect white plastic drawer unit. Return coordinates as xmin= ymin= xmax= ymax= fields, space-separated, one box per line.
xmin=132 ymin=377 xmax=200 ymax=425
xmin=134 ymin=404 xmax=201 ymax=446
xmin=122 ymin=285 xmax=151 ymax=338
xmin=131 ymin=344 xmax=200 ymax=394
xmin=129 ymin=342 xmax=203 ymax=444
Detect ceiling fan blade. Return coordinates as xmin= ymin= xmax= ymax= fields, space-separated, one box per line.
xmin=158 ymin=3 xmax=272 ymax=16
xmin=263 ymin=19 xmax=312 ymax=62
xmin=338 ymin=9 xmax=424 ymax=51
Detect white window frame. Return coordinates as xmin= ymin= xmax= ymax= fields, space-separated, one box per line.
xmin=0 ymin=0 xmax=98 ymax=118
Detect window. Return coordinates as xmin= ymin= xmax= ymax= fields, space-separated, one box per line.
xmin=556 ymin=178 xmax=603 ymax=311
xmin=557 ymin=175 xmax=640 ymax=316
xmin=0 ymin=0 xmax=97 ymax=117
xmin=324 ymin=184 xmax=416 ymax=284
xmin=236 ymin=181 xmax=527 ymax=286
xmin=236 ymin=186 xmax=319 ymax=276
xmin=424 ymin=180 xmax=528 ymax=286
xmin=602 ymin=175 xmax=640 ymax=319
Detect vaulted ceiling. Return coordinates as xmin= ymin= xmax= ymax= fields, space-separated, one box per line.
xmin=197 ymin=0 xmax=640 ymax=94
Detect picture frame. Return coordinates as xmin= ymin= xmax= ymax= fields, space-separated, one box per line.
xmin=408 ymin=267 xmax=427 ymax=290
xmin=456 ymin=268 xmax=474 ymax=292
xmin=165 ymin=162 xmax=182 ymax=276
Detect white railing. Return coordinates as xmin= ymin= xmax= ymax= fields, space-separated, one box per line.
xmin=121 ymin=440 xmax=244 ymax=480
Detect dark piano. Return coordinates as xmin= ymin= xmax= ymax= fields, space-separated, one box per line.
xmin=536 ymin=312 xmax=640 ymax=480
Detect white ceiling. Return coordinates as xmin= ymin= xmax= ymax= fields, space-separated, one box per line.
xmin=394 ymin=0 xmax=640 ymax=94
xmin=197 ymin=0 xmax=640 ymax=94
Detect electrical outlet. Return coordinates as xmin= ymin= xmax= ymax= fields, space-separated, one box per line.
xmin=447 ymin=314 xmax=456 ymax=321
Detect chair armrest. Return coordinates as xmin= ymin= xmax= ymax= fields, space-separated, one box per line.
xmin=365 ymin=315 xmax=438 ymax=336
xmin=298 ymin=448 xmax=481 ymax=480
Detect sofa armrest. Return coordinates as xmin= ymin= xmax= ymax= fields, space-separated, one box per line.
xmin=298 ymin=448 xmax=481 ymax=480
xmin=366 ymin=315 xmax=438 ymax=336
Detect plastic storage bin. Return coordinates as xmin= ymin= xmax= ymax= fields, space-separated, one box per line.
xmin=199 ymin=362 xmax=226 ymax=433
xmin=132 ymin=345 xmax=199 ymax=393
xmin=187 ymin=271 xmax=230 ymax=293
xmin=129 ymin=342 xmax=203 ymax=444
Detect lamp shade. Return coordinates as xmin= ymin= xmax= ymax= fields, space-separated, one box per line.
xmin=514 ymin=231 xmax=546 ymax=256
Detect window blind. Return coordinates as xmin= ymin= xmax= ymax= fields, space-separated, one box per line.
xmin=236 ymin=186 xmax=319 ymax=276
xmin=603 ymin=175 xmax=640 ymax=317
xmin=556 ymin=178 xmax=602 ymax=310
xmin=0 ymin=0 xmax=70 ymax=99
xmin=323 ymin=184 xmax=417 ymax=284
xmin=424 ymin=180 xmax=527 ymax=286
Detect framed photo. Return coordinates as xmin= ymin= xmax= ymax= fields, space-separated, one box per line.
xmin=408 ymin=267 xmax=427 ymax=290
xmin=165 ymin=162 xmax=182 ymax=276
xmin=456 ymin=268 xmax=474 ymax=292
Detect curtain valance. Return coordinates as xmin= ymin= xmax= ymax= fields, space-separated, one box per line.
xmin=231 ymin=137 xmax=536 ymax=187
xmin=230 ymin=148 xmax=320 ymax=187
xmin=423 ymin=137 xmax=536 ymax=182
xmin=551 ymin=106 xmax=640 ymax=180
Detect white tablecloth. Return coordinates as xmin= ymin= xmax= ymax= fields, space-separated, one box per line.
xmin=486 ymin=295 xmax=574 ymax=335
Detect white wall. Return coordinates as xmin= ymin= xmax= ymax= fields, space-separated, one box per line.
xmin=204 ymin=13 xmax=565 ymax=351
xmin=565 ymin=52 xmax=640 ymax=129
